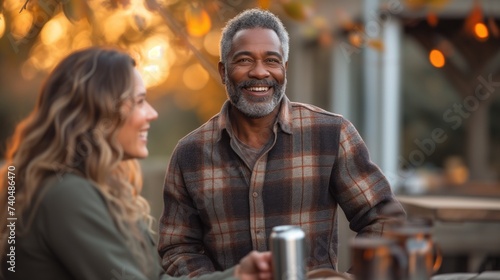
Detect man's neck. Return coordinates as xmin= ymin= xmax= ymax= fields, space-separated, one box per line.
xmin=229 ymin=106 xmax=279 ymax=149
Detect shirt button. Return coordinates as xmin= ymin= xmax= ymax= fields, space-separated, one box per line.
xmin=252 ymin=192 xmax=258 ymax=197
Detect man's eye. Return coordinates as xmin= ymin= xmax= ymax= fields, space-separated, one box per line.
xmin=237 ymin=58 xmax=252 ymax=63
xmin=266 ymin=58 xmax=281 ymax=63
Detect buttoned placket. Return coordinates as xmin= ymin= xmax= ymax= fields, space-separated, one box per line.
xmin=249 ymin=153 xmax=268 ymax=251
xmin=249 ymin=124 xmax=280 ymax=251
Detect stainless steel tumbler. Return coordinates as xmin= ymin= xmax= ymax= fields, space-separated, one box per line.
xmin=270 ymin=225 xmax=306 ymax=280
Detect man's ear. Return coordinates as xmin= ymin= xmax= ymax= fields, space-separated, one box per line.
xmin=218 ymin=61 xmax=226 ymax=84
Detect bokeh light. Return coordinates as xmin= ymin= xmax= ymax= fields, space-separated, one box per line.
xmin=185 ymin=8 xmax=211 ymax=37
xmin=0 ymin=14 xmax=5 ymax=38
xmin=474 ymin=22 xmax=489 ymax=40
xmin=203 ymin=30 xmax=221 ymax=57
xmin=10 ymin=10 xmax=33 ymax=39
xmin=40 ymin=17 xmax=66 ymax=45
xmin=72 ymin=30 xmax=92 ymax=50
xmin=139 ymin=36 xmax=173 ymax=88
xmin=183 ymin=64 xmax=209 ymax=90
xmin=148 ymin=46 xmax=164 ymax=60
xmin=2 ymin=0 xmax=182 ymax=90
xmin=429 ymin=49 xmax=445 ymax=68
xmin=102 ymin=12 xmax=128 ymax=42
xmin=258 ymin=0 xmax=272 ymax=9
xmin=348 ymin=31 xmax=363 ymax=48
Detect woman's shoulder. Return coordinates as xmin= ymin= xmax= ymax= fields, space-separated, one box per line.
xmin=43 ymin=173 xmax=98 ymax=197
xmin=44 ymin=173 xmax=91 ymax=188
xmin=38 ymin=173 xmax=106 ymax=213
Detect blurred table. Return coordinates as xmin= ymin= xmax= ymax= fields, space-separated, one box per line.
xmin=397 ymin=195 xmax=500 ymax=222
xmin=398 ymin=195 xmax=500 ymax=273
xmin=428 ymin=182 xmax=500 ymax=198
xmin=431 ymin=271 xmax=500 ymax=279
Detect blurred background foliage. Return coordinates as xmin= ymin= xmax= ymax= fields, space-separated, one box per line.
xmin=0 ymin=0 xmax=499 ymax=180
xmin=0 ymin=0 xmax=372 ymax=159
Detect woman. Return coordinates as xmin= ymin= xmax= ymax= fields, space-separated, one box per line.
xmin=0 ymin=47 xmax=272 ymax=280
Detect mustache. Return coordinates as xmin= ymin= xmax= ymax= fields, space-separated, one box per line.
xmin=237 ymin=79 xmax=279 ymax=88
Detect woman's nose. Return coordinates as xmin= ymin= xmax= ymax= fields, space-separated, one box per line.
xmin=147 ymin=103 xmax=158 ymax=121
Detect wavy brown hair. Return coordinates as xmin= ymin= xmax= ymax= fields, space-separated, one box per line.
xmin=0 ymin=47 xmax=154 ymax=272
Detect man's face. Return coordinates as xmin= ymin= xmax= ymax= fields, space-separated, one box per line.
xmin=218 ymin=28 xmax=287 ymax=118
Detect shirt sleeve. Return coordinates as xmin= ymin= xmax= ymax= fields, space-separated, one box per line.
xmin=157 ymin=147 xmax=217 ymax=276
xmin=332 ymin=118 xmax=406 ymax=236
xmin=38 ymin=175 xmax=160 ymax=280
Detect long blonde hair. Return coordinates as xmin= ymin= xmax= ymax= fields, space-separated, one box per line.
xmin=0 ymin=47 xmax=154 ymax=271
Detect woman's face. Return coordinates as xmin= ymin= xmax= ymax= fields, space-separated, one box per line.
xmin=116 ymin=69 xmax=158 ymax=160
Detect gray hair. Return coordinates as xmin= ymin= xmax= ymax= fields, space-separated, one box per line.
xmin=219 ymin=8 xmax=290 ymax=65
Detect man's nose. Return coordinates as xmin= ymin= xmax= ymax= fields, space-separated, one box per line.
xmin=249 ymin=60 xmax=270 ymax=79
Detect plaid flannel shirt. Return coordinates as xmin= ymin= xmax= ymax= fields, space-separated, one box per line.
xmin=158 ymin=96 xmax=405 ymax=276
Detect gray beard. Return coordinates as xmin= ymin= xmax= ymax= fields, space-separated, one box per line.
xmin=225 ymin=75 xmax=286 ymax=118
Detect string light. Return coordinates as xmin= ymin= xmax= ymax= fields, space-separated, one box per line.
xmin=474 ymin=22 xmax=489 ymax=40
xmin=429 ymin=49 xmax=445 ymax=68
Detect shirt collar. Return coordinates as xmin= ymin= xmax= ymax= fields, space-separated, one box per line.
xmin=216 ymin=96 xmax=293 ymax=142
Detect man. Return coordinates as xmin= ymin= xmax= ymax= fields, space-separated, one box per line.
xmin=158 ymin=8 xmax=405 ymax=277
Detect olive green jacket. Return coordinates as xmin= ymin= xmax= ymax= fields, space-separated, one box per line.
xmin=3 ymin=173 xmax=237 ymax=280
